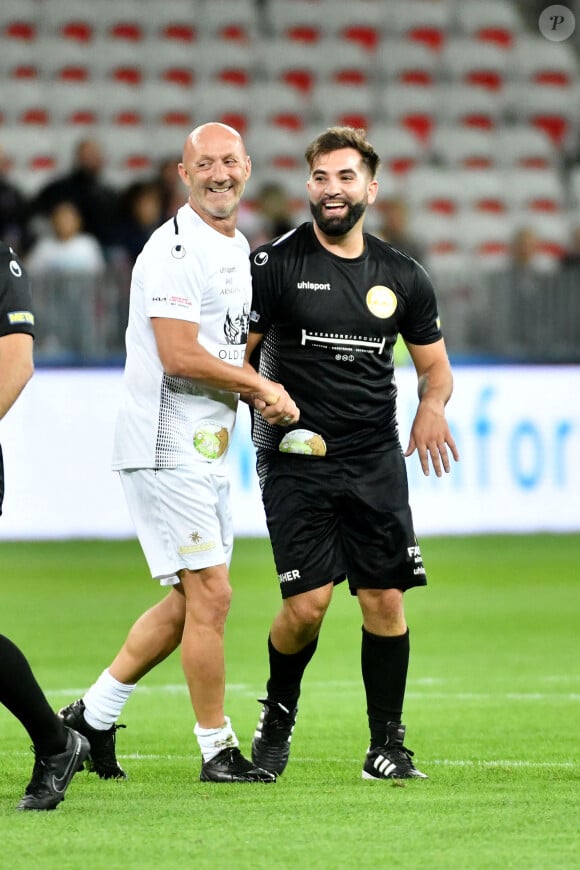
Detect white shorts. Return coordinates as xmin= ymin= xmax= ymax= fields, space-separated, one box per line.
xmin=119 ymin=466 xmax=233 ymax=586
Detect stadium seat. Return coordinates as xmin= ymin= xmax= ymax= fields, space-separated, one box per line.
xmin=194 ymin=83 xmax=253 ymax=133
xmin=412 ymin=211 xmax=468 ymax=273
xmin=377 ymin=40 xmax=441 ymax=86
xmin=197 ymin=0 xmax=260 ymax=42
xmin=430 ymin=126 xmax=496 ymax=169
xmin=0 ymin=40 xmax=40 ymax=79
xmin=524 ymin=212 xmax=571 ymax=265
xmin=458 ymin=212 xmax=515 ymax=270
xmin=311 ymin=39 xmax=375 ymax=87
xmin=403 ymin=167 xmax=463 ymax=216
xmin=36 ymin=38 xmax=95 ymax=82
xmin=194 ymin=41 xmax=257 ymax=87
xmin=455 ymin=168 xmax=508 ymax=213
xmin=494 ymin=126 xmax=558 ymax=170
xmin=41 ymin=0 xmax=102 ymax=42
xmin=98 ymin=125 xmax=154 ymax=179
xmin=311 ymin=82 xmax=377 ymax=131
xmin=0 ymin=0 xmax=38 ymax=41
xmin=511 ymin=35 xmax=579 ymax=88
xmin=142 ymin=40 xmax=196 ymax=87
xmin=142 ymin=0 xmax=200 ymax=42
xmin=98 ymin=0 xmax=147 ymax=42
xmin=244 ymin=126 xmax=310 ymax=172
xmin=141 ymin=81 xmax=196 ymax=128
xmin=0 ymin=126 xmax=61 ymax=175
xmin=147 ymin=125 xmax=192 ymax=163
xmin=454 ymin=0 xmax=523 ymax=47
xmin=1 ymin=81 xmax=49 ymax=125
xmin=437 ymin=84 xmax=505 ymax=130
xmin=441 ymin=38 xmax=512 ymax=92
xmin=266 ymin=0 xmax=324 ymax=43
xmin=258 ymin=39 xmax=321 ymax=94
xmin=246 ymin=82 xmax=312 ymax=131
xmin=316 ymin=0 xmax=384 ymax=51
xmin=507 ymin=83 xmax=579 ymax=148
xmin=380 ymin=85 xmax=439 ymax=144
xmin=385 ymin=0 xmax=453 ymax=51
xmin=48 ymin=82 xmax=106 ymax=126
xmin=95 ymin=83 xmax=150 ymax=127
xmin=368 ymin=124 xmax=425 ymax=175
xmin=505 ymin=168 xmax=565 ymax=213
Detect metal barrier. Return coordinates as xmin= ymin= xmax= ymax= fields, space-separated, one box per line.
xmin=30 ymin=264 xmax=580 ymax=365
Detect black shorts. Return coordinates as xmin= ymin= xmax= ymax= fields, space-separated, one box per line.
xmin=259 ymin=446 xmax=427 ymax=599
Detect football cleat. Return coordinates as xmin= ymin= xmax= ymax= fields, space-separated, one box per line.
xmin=251 ymin=698 xmax=297 ymax=776
xmin=200 ymin=747 xmax=276 ymax=783
xmin=16 ymin=726 xmax=90 ymax=811
xmin=58 ymin=698 xmax=127 ymax=780
xmin=362 ymin=722 xmax=428 ymax=780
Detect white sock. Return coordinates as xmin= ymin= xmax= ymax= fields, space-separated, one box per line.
xmin=82 ymin=669 xmax=136 ymax=730
xmin=194 ymin=716 xmax=239 ymax=762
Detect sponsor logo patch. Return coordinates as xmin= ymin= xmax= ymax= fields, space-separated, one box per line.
xmin=366 ymin=285 xmax=397 ymax=319
xmin=8 ymin=310 xmax=34 ymax=325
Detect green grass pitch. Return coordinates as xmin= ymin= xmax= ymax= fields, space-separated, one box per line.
xmin=1 ymin=534 xmax=578 ymax=869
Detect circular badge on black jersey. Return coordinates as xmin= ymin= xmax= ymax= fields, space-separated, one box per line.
xmin=366 ymin=285 xmax=397 ymax=319
xmin=171 ymin=245 xmax=186 ymax=259
xmin=254 ymin=251 xmax=268 ymax=266
xmin=9 ymin=260 xmax=22 ymax=278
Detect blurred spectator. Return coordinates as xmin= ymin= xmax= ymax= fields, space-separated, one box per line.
xmin=25 ymin=201 xmax=105 ymax=276
xmin=378 ymin=196 xmax=426 ymax=263
xmin=560 ymin=224 xmax=580 ymax=269
xmin=112 ymin=181 xmax=164 ymax=268
xmin=27 ymin=139 xmax=118 ymax=251
xmin=25 ymin=201 xmax=107 ymax=358
xmin=155 ymin=155 xmax=187 ymax=220
xmin=256 ymin=181 xmax=295 ymax=237
xmin=244 ymin=181 xmax=296 ymax=247
xmin=0 ymin=147 xmax=28 ymax=252
xmin=508 ymin=225 xmax=544 ymax=273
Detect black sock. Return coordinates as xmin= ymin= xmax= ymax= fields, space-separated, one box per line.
xmin=265 ymin=634 xmax=319 ymax=710
xmin=0 ymin=634 xmax=68 ymax=756
xmin=361 ymin=626 xmax=410 ymax=749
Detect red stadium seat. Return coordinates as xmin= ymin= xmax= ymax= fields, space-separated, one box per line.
xmin=455 ymin=0 xmax=523 ymax=48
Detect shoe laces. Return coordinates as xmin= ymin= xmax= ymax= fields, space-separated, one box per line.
xmin=382 ymin=740 xmax=416 ymax=771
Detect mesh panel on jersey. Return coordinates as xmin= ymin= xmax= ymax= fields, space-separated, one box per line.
xmin=253 ymin=326 xmax=282 ymax=460
xmin=155 ymin=374 xmax=198 ymax=466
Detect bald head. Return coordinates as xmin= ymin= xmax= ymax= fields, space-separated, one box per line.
xmin=178 ymin=121 xmax=251 ymax=235
xmin=183 ymin=123 xmax=247 ymax=163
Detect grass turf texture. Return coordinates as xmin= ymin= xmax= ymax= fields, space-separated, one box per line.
xmin=1 ymin=535 xmax=578 ymax=869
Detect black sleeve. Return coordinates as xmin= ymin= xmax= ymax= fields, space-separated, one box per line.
xmin=0 ymin=243 xmax=35 ymax=338
xmin=398 ymin=261 xmax=442 ymax=346
xmin=249 ymin=246 xmax=283 ymax=334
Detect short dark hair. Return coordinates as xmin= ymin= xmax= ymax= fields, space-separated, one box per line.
xmin=305 ymin=127 xmax=380 ymax=179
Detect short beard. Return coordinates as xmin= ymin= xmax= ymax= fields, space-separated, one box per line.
xmin=309 ymin=199 xmax=367 ymax=237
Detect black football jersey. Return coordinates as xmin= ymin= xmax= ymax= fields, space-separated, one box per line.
xmin=250 ymin=223 xmax=441 ymax=458
xmin=0 ymin=241 xmax=35 ymax=339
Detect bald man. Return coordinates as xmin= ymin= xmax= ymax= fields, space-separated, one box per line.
xmin=59 ymin=124 xmax=299 ymax=784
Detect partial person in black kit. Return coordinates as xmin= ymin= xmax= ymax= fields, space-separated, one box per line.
xmin=0 ymin=240 xmax=90 ymax=810
xmin=246 ymin=127 xmax=459 ymax=781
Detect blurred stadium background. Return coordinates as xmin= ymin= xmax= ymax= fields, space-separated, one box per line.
xmin=0 ymin=0 xmax=579 ymax=540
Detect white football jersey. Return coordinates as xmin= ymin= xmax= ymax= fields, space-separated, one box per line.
xmin=112 ymin=204 xmax=251 ymax=471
